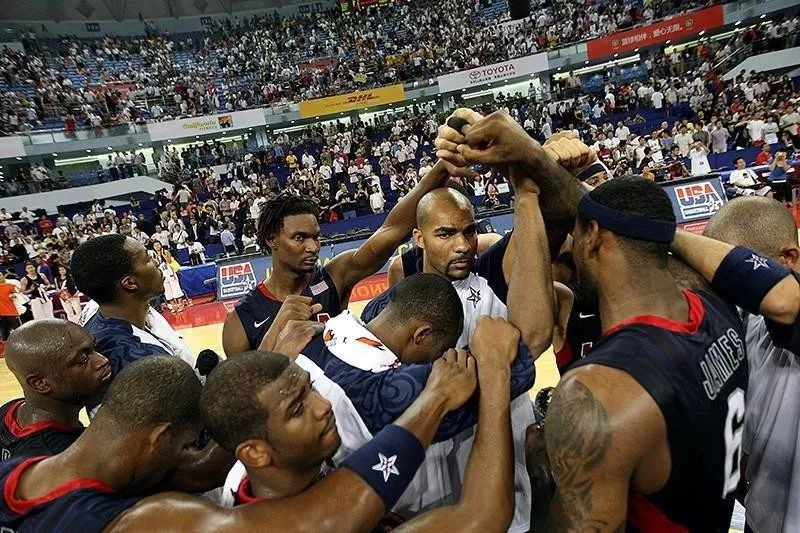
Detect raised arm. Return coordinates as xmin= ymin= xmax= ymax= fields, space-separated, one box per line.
xmin=110 ymin=351 xmax=478 ymax=533
xmin=671 ymin=229 xmax=799 ymax=325
xmin=505 ymin=169 xmax=554 ymax=357
xmin=394 ymin=317 xmax=519 ymax=533
xmin=326 ymin=159 xmax=473 ymax=294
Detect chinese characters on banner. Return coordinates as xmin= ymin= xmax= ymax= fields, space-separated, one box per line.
xmin=586 ymin=5 xmax=724 ymax=60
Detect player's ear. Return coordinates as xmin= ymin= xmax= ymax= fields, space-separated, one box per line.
xmin=146 ymin=422 xmax=172 ymax=455
xmin=778 ymin=245 xmax=800 ymax=269
xmin=411 ymin=323 xmax=433 ymax=346
xmin=585 ymin=220 xmax=603 ymax=256
xmin=26 ymin=374 xmax=52 ymax=395
xmin=236 ymin=439 xmax=272 ymax=469
xmin=119 ymin=273 xmax=137 ymax=293
xmin=411 ymin=228 xmax=424 ymax=249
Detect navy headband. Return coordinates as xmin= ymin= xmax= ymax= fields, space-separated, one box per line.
xmin=576 ymin=161 xmax=612 ymax=182
xmin=578 ymin=193 xmax=676 ymax=244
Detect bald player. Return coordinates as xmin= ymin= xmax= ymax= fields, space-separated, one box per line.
xmin=680 ymin=197 xmax=800 ymax=533
xmin=446 ymin=108 xmax=749 ymax=531
xmin=0 ymin=319 xmax=111 ymax=459
xmin=0 ymin=354 xmax=478 ymax=532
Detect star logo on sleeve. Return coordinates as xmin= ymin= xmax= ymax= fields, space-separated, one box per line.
xmin=371 ymin=453 xmax=400 ymax=482
xmin=466 ymin=286 xmax=481 ymax=309
xmin=745 ymin=254 xmax=769 ymax=271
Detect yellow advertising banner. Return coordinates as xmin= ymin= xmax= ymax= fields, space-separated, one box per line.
xmin=299 ymin=84 xmax=405 ymax=118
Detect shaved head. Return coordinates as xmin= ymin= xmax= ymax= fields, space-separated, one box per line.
xmin=5 ymin=319 xmax=90 ymax=378
xmin=704 ymin=197 xmax=798 ymax=258
xmin=416 ymin=188 xmax=474 ymax=230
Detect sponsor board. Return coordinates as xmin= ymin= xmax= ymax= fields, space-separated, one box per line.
xmin=437 ymin=53 xmax=549 ymax=93
xmin=218 ymin=262 xmax=258 ymax=299
xmin=661 ymin=175 xmax=727 ymax=224
xmin=299 ymin=84 xmax=405 ymax=118
xmin=147 ymin=109 xmax=266 ymax=142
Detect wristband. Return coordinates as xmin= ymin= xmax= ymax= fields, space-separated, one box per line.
xmin=711 ymin=246 xmax=791 ymax=315
xmin=341 ymin=424 xmax=425 ymax=510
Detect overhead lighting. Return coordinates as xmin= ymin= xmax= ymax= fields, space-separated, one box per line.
xmin=614 ymin=53 xmax=619 ymax=57
xmin=195 ymin=135 xmax=199 ymax=139
xmin=557 ymin=67 xmax=561 ymax=71
xmin=735 ymin=20 xmax=741 ymax=25
xmin=291 ymin=120 xmax=295 ymax=124
xmin=584 ymin=60 xmax=589 ymax=64
xmin=52 ymin=153 xmax=58 ymax=157
xmin=315 ymin=116 xmax=320 ymax=119
xmin=248 ymin=127 xmax=252 ymax=131
xmin=634 ymin=48 xmax=639 ymax=52
xmin=15 ymin=157 xmax=21 ymax=160
xmin=666 ymin=40 xmax=671 ymax=44
xmin=699 ymin=30 xmax=705 ymax=35
xmin=107 ymin=146 xmax=113 ymax=150
xmin=760 ymin=13 xmax=766 ymax=18
xmin=138 ymin=142 xmax=143 ymax=146
xmin=86 ymin=149 xmax=92 ymax=153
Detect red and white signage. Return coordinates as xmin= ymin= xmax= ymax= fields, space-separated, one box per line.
xmin=587 ymin=5 xmax=724 ymax=60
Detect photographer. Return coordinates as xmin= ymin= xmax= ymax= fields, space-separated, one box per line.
xmin=769 ymin=149 xmax=793 ymax=205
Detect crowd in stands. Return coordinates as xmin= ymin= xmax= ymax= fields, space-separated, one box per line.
xmin=0 ymin=0 xmax=735 ymax=133
xmin=0 ymin=11 xmax=797 ymax=288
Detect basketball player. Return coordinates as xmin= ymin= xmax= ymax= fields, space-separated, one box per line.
xmin=446 ymin=110 xmax=748 ymax=530
xmin=676 ymin=197 xmax=800 ymax=533
xmin=0 ymin=320 xmax=111 ymax=459
xmin=0 ymin=353 xmax=478 ymax=531
xmin=71 ymin=234 xmax=195 ymax=414
xmin=222 ymin=159 xmax=472 ymax=356
xmin=385 ymin=179 xmax=502 ymax=287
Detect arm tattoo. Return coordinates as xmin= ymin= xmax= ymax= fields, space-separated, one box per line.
xmin=546 ymin=379 xmax=619 ymax=533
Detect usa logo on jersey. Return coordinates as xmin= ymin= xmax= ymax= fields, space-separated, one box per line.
xmin=674 ymin=181 xmax=724 ymax=221
xmin=219 ymin=262 xmax=257 ymax=299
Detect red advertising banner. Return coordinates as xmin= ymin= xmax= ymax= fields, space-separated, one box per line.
xmin=586 ymin=5 xmax=724 ymax=60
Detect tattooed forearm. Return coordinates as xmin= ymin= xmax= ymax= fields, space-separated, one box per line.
xmin=545 ymin=379 xmax=616 ymax=533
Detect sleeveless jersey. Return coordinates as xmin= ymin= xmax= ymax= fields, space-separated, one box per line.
xmin=400 ymin=246 xmax=424 ymax=278
xmin=0 ymin=456 xmax=139 ymax=532
xmin=570 ymin=291 xmax=748 ymax=532
xmin=0 ymin=400 xmax=83 ymax=461
xmin=554 ymin=283 xmax=602 ymax=375
xmin=234 ymin=265 xmax=341 ymax=350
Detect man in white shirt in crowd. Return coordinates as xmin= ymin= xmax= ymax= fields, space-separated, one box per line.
xmin=728 ymin=157 xmax=772 ymax=197
xmin=675 ymin=125 xmax=694 ymax=156
xmin=651 ymin=88 xmax=665 ymax=110
xmin=19 ymin=207 xmax=34 ymax=224
xmin=301 ymin=151 xmax=316 ymax=169
xmin=748 ymin=112 xmax=766 ymax=145
xmin=615 ymin=121 xmax=630 ymax=142
xmin=710 ymin=121 xmax=730 ymax=154
xmin=688 ymin=141 xmax=711 ymax=176
xmin=780 ymin=104 xmax=800 ymax=137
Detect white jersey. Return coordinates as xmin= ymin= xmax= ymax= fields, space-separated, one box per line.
xmin=742 ymin=311 xmax=800 ymax=533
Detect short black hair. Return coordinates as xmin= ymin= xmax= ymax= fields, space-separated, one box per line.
xmin=200 ymin=351 xmax=290 ymax=453
xmin=579 ymin=175 xmax=675 ymax=266
xmin=256 ymin=195 xmax=320 ymax=252
xmin=71 ymin=234 xmax=133 ymax=303
xmin=382 ymin=273 xmax=464 ymax=348
xmin=97 ymin=356 xmax=202 ymax=432
xmin=734 ymin=157 xmax=745 ymax=165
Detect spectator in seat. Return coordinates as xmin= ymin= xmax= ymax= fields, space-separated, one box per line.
xmin=728 ymin=157 xmax=772 ymax=198
xmin=755 ymin=143 xmax=773 ymax=166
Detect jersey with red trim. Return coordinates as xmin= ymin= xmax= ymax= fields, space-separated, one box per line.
xmin=0 ymin=400 xmax=83 ymax=461
xmin=569 ymin=291 xmax=747 ymax=533
xmin=554 ymin=283 xmax=602 ymax=375
xmin=0 ymin=456 xmax=139 ymax=532
xmin=234 ymin=265 xmax=341 ymax=351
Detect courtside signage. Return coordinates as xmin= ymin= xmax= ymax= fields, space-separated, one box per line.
xmin=299 ymin=84 xmax=406 ymax=118
xmin=661 ymin=176 xmax=727 ymax=223
xmin=219 ymin=262 xmax=258 ymax=299
xmin=147 ymin=109 xmax=266 ymax=142
xmin=437 ymin=53 xmax=549 ymax=93
xmin=587 ymin=5 xmax=724 ymax=60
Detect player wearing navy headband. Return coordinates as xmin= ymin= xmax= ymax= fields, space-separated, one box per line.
xmin=441 ymin=109 xmax=748 ymax=532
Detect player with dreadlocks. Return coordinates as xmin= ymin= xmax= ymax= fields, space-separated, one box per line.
xmin=222 ymin=160 xmax=471 ymax=356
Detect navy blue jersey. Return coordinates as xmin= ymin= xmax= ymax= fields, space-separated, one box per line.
xmin=234 ymin=265 xmax=341 ymax=350
xmin=554 ymin=283 xmax=602 ymax=375
xmin=0 ymin=456 xmax=139 ymax=532
xmin=570 ymin=290 xmax=748 ymax=533
xmin=400 ymin=246 xmax=423 ymax=278
xmin=304 ymin=341 xmax=534 ymax=442
xmin=0 ymin=400 xmax=83 ymax=461
xmin=762 ymin=271 xmax=800 ymax=356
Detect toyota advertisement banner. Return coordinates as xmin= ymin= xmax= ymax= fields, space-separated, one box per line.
xmin=437 ymin=53 xmax=549 ymax=94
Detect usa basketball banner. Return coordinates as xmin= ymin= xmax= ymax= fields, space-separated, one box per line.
xmin=147 ymin=109 xmax=266 ymax=142
xmin=299 ymin=84 xmax=406 ymax=119
xmin=660 ymin=175 xmax=727 ymax=227
xmin=437 ymin=53 xmax=549 ymax=94
xmin=217 ymin=212 xmax=514 ymax=300
xmin=586 ymin=5 xmax=724 ymax=60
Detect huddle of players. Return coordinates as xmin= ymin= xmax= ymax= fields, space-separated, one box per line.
xmin=0 ymin=108 xmax=797 ymax=532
